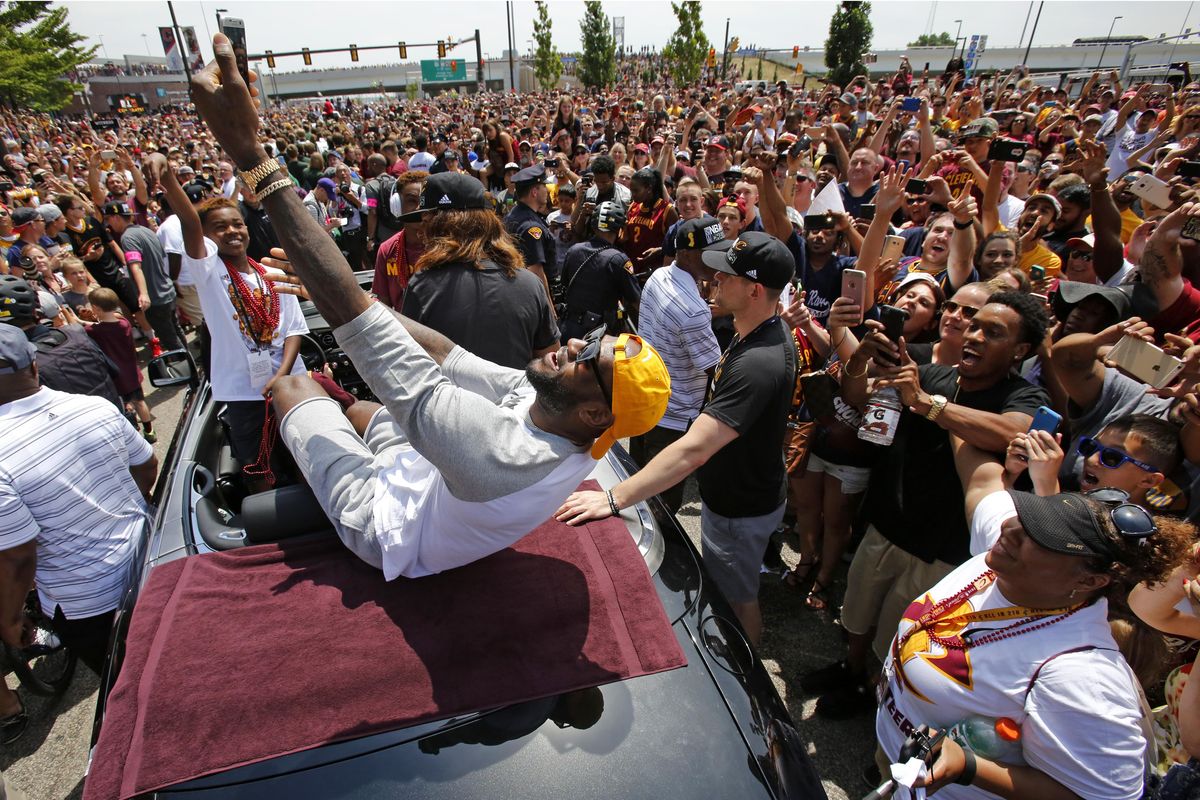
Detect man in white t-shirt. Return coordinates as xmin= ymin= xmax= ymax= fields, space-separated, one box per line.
xmin=1100 ymin=87 xmax=1166 ymax=178
xmin=0 ymin=325 xmax=157 ymax=740
xmin=631 ymin=215 xmax=725 ymax=515
xmin=407 ymin=134 xmax=437 ymax=173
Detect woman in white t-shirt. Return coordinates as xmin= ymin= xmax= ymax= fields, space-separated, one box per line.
xmin=877 ymin=484 xmax=1192 ymax=799
xmin=144 ymin=153 xmax=308 ymax=486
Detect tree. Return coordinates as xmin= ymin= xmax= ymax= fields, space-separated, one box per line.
xmin=824 ymin=0 xmax=873 ymax=89
xmin=531 ymin=1 xmax=562 ymax=92
xmin=908 ymin=32 xmax=956 ymax=47
xmin=662 ymin=1 xmax=709 ymax=86
xmin=0 ymin=1 xmax=95 ymax=111
xmin=578 ymin=0 xmax=615 ymax=90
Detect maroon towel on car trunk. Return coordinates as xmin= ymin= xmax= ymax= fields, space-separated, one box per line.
xmin=84 ymin=486 xmax=686 ymax=800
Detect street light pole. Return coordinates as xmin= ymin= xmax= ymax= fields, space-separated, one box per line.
xmin=954 ymin=19 xmax=962 ymax=57
xmin=1097 ymin=15 xmax=1123 ymax=69
xmin=721 ymin=17 xmax=730 ymax=80
xmin=141 ymin=33 xmax=151 ymax=56
xmin=1022 ymin=1 xmax=1044 ymax=66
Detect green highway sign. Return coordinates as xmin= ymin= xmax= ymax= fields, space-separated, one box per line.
xmin=421 ymin=59 xmax=467 ymax=82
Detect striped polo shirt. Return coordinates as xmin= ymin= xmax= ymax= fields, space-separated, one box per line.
xmin=638 ymin=262 xmax=722 ymax=432
xmin=0 ymin=388 xmax=152 ymax=619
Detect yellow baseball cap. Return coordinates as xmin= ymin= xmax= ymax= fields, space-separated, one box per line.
xmin=590 ymin=333 xmax=671 ymax=459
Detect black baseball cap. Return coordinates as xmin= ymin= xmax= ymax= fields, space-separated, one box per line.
xmin=675 ymin=215 xmax=731 ymax=251
xmin=397 ymin=172 xmax=487 ymax=222
xmin=701 ymin=231 xmax=795 ymax=289
xmin=101 ymin=200 xmax=133 ymax=217
xmin=1008 ymin=490 xmax=1117 ymax=559
xmin=10 ymin=207 xmax=39 ymax=229
xmin=512 ymin=163 xmax=549 ymax=187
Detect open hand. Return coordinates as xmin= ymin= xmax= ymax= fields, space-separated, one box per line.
xmin=554 ymin=490 xmax=613 ymax=526
xmin=261 ymin=247 xmax=311 ymax=300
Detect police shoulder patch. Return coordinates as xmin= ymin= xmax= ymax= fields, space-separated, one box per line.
xmin=624 ymin=260 xmax=634 ymax=274
xmin=527 ymin=226 xmax=543 ymax=240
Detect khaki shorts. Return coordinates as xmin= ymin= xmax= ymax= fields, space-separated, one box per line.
xmin=840 ymin=526 xmax=956 ymax=662
xmin=175 ymin=283 xmax=204 ymax=326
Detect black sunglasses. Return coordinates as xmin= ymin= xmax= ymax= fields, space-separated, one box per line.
xmin=1084 ymin=487 xmax=1158 ymax=544
xmin=576 ymin=324 xmax=611 ymax=407
xmin=1070 ymin=250 xmax=1094 ymax=262
xmin=943 ymin=300 xmax=980 ymax=319
xmin=1078 ymin=436 xmax=1158 ymax=473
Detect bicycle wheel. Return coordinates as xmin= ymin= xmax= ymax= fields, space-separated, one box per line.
xmin=4 ymin=619 xmax=77 ymax=697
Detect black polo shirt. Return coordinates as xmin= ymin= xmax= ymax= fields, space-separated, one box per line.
xmin=697 ymin=316 xmax=797 ymax=518
xmin=505 ymin=202 xmax=557 ymax=277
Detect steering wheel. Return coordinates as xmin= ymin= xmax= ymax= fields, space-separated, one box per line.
xmin=297 ymin=333 xmax=329 ymax=373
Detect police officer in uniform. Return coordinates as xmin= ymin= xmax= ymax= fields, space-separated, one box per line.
xmin=558 ymin=201 xmax=641 ymax=343
xmin=504 ymin=164 xmax=558 ymax=308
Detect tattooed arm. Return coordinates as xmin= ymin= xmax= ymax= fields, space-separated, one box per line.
xmin=1139 ymin=202 xmax=1197 ymax=311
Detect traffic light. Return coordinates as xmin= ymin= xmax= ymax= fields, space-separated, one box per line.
xmin=265 ymin=50 xmax=275 ymax=69
xmin=438 ymin=40 xmax=446 ymax=58
xmin=399 ymin=41 xmax=407 ymax=59
xmin=793 ymin=45 xmax=799 ymax=58
xmin=706 ymin=47 xmax=716 ymax=67
xmin=350 ymin=44 xmax=359 ymax=62
xmin=302 ymin=47 xmax=312 ymax=66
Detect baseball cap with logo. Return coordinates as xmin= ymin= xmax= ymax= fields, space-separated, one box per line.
xmin=1008 ymin=490 xmax=1124 ymax=559
xmin=706 ymin=135 xmax=731 ymax=151
xmin=959 ymin=117 xmax=1000 ymax=139
xmin=590 ymin=333 xmax=671 ymax=458
xmin=675 ymin=215 xmax=731 ymax=252
xmin=397 ymin=172 xmax=487 ymax=223
xmin=101 ymin=200 xmax=133 ymax=218
xmin=701 ymin=231 xmax=795 ymax=289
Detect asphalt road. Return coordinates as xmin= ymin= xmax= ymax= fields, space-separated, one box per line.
xmin=1 ymin=364 xmax=875 ymax=800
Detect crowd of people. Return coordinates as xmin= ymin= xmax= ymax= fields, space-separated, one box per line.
xmin=7 ymin=33 xmax=1200 ymax=797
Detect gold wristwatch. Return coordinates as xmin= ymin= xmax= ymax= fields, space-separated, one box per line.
xmin=239 ymin=158 xmax=282 ymax=190
xmin=925 ymin=394 xmax=948 ymax=421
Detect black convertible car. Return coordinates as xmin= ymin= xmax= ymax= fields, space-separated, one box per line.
xmin=87 ymin=280 xmax=827 ymax=799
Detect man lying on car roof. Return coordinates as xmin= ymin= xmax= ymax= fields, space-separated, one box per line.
xmin=178 ymin=36 xmax=670 ymax=580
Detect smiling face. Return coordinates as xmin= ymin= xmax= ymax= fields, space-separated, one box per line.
xmin=202 ymin=206 xmax=248 ymax=259
xmin=980 ymin=236 xmax=1017 ymax=278
xmin=939 ymin=284 xmax=991 ymax=348
xmin=921 ymin=215 xmax=955 ymax=268
xmin=984 ymin=515 xmax=1100 ymax=599
xmin=1064 ymin=247 xmax=1098 ymax=283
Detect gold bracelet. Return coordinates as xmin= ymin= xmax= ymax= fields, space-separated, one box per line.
xmin=239 ymin=158 xmax=283 ymax=190
xmin=256 ymin=177 xmax=293 ymax=201
xmin=844 ymin=359 xmax=868 ymax=379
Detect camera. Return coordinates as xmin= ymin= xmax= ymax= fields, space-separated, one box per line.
xmin=546 ymin=158 xmax=560 ymax=168
xmin=340 ymin=183 xmax=350 ymax=194
xmin=987 ymin=139 xmax=1030 ymax=163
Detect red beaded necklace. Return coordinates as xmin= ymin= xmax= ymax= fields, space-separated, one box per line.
xmin=223 ymin=257 xmax=280 ymax=346
xmin=895 ymin=570 xmax=1085 ymax=655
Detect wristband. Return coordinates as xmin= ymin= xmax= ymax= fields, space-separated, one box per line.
xmin=606 ymin=489 xmax=620 ymax=517
xmin=239 ymin=158 xmax=283 ymax=190
xmin=955 ymin=746 xmax=978 ymax=786
xmin=953 ymin=218 xmax=973 ymax=230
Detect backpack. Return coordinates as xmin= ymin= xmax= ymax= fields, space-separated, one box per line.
xmin=30 ymin=326 xmax=123 ymax=409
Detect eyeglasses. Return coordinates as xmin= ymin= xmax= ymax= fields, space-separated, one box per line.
xmin=943 ymin=300 xmax=980 ymax=319
xmin=576 ymin=324 xmax=611 ymax=407
xmin=1077 ymin=436 xmax=1158 ymax=473
xmin=1084 ymin=487 xmax=1158 ymax=544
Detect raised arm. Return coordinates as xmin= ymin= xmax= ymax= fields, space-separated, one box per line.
xmin=743 ymin=165 xmax=791 ymax=243
xmin=187 ymin=34 xmax=370 ymax=329
xmin=143 ymin=153 xmax=205 ymax=260
xmin=1071 ymin=141 xmax=1123 ymax=282
xmin=946 ymin=181 xmax=979 ymax=291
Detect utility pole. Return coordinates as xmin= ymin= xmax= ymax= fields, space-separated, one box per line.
xmin=721 ymin=17 xmax=730 ymax=80
xmin=1022 ymin=1 xmax=1044 ymax=66
xmin=475 ymin=28 xmax=483 ymax=93
xmin=505 ymin=0 xmax=515 ymax=92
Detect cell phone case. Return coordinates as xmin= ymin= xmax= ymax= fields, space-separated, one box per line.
xmin=881 ymin=236 xmax=905 ymax=264
xmin=1106 ymin=335 xmax=1185 ymax=390
xmin=1130 ymin=175 xmax=1173 ymax=209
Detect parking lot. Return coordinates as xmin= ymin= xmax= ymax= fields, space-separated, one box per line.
xmin=1 ymin=376 xmax=874 ymax=800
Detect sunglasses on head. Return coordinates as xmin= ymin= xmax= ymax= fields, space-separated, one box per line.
xmin=1077 ymin=436 xmax=1157 ymax=473
xmin=1084 ymin=487 xmax=1158 ymax=544
xmin=943 ymin=300 xmax=980 ymax=319
xmin=576 ymin=324 xmax=611 ymax=407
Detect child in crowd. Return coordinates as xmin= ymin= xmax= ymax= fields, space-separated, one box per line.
xmin=60 ymin=256 xmax=98 ymax=317
xmin=85 ymin=287 xmax=156 ymax=443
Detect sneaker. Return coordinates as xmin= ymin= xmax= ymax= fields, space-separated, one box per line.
xmin=815 ymin=680 xmax=877 ymax=720
xmin=149 ymin=338 xmax=164 ymax=358
xmin=0 ymin=698 xmax=27 ymax=745
xmin=143 ymin=429 xmax=158 ymax=444
xmin=796 ymin=658 xmax=856 ymax=694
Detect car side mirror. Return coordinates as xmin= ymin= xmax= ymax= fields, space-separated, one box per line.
xmin=148 ymin=349 xmax=195 ymax=388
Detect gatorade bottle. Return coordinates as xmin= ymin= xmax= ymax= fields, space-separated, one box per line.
xmin=858 ymin=387 xmax=903 ymax=446
xmin=949 ymin=715 xmax=1022 ymax=763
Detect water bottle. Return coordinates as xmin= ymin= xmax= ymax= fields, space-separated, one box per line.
xmin=949 ymin=715 xmax=1022 ymax=763
xmin=858 ymin=387 xmax=903 ymax=446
